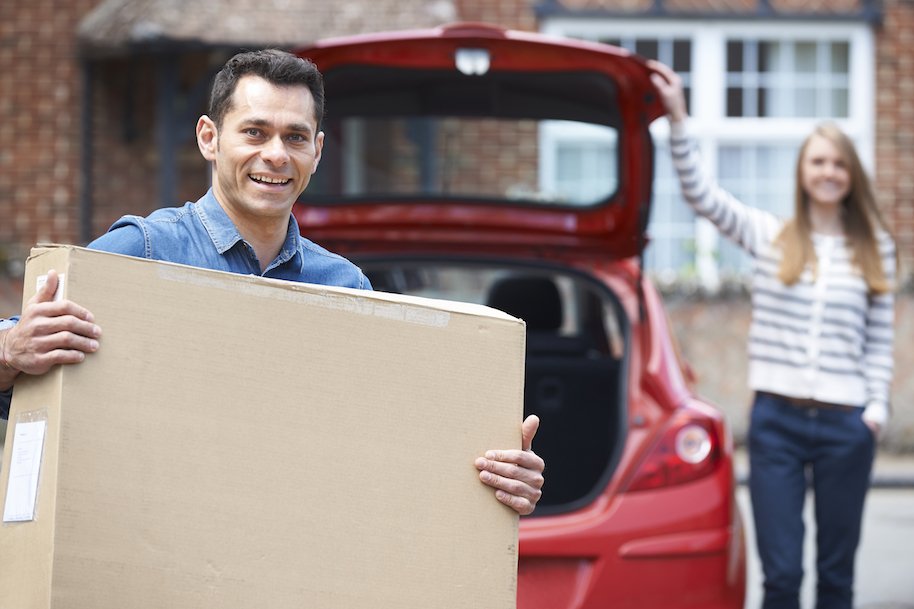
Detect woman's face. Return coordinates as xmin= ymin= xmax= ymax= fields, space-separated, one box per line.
xmin=800 ymin=134 xmax=852 ymax=209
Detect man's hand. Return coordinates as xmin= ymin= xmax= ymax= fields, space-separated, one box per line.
xmin=475 ymin=414 xmax=545 ymax=516
xmin=0 ymin=270 xmax=101 ymax=390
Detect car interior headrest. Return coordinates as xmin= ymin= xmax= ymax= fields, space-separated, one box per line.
xmin=486 ymin=275 xmax=562 ymax=332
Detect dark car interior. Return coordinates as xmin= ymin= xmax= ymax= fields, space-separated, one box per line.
xmin=363 ymin=260 xmax=628 ymax=514
xmin=323 ymin=67 xmax=622 ymax=126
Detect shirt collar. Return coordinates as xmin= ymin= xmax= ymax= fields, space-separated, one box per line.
xmin=195 ymin=189 xmax=301 ymax=267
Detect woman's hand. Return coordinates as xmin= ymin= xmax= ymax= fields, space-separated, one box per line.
xmin=648 ymin=59 xmax=689 ymax=124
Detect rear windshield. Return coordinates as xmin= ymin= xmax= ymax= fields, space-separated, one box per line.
xmin=303 ymin=66 xmax=622 ymax=208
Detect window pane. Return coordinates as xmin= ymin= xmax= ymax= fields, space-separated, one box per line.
xmin=727 ymin=41 xmax=743 ymax=72
xmin=795 ymin=88 xmax=817 ymax=117
xmin=646 ymin=144 xmax=696 ymax=277
xmin=832 ymin=87 xmax=849 ymax=117
xmin=831 ymin=42 xmax=850 ymax=73
xmin=757 ymin=145 xmax=796 ymax=178
xmin=757 ymin=87 xmax=767 ymax=117
xmin=727 ymin=87 xmax=744 ymax=117
xmin=795 ymin=41 xmax=817 ymax=73
xmin=556 ymin=147 xmax=582 ymax=181
xmin=729 ymin=38 xmax=854 ymax=119
xmin=635 ymin=39 xmax=659 ymax=60
xmin=673 ymin=39 xmax=691 ymax=71
xmin=555 ymin=141 xmax=617 ymax=204
xmin=718 ymin=146 xmax=743 ymax=177
xmin=717 ymin=143 xmax=798 ymax=274
xmin=760 ymin=41 xmax=782 ymax=72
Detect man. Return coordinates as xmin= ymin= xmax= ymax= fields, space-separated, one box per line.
xmin=0 ymin=49 xmax=544 ymax=515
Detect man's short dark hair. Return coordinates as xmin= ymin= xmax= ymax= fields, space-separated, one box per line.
xmin=208 ymin=49 xmax=325 ymax=130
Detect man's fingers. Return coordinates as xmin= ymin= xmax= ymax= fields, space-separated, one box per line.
xmin=494 ymin=490 xmax=537 ymax=516
xmin=522 ymin=414 xmax=540 ymax=451
xmin=475 ymin=448 xmax=546 ymax=512
xmin=38 ymin=270 xmax=59 ymax=302
xmin=9 ymin=329 xmax=99 ymax=374
xmin=477 ymin=453 xmax=545 ymax=486
xmin=28 ymin=313 xmax=100 ymax=340
xmin=26 ymin=299 xmax=96 ymax=325
xmin=477 ymin=467 xmax=543 ymax=516
xmin=476 ymin=418 xmax=546 ymax=515
xmin=478 ymin=468 xmax=543 ymax=498
xmin=41 ymin=347 xmax=90 ymax=366
xmin=10 ymin=313 xmax=101 ymax=357
xmin=27 ymin=269 xmax=60 ymax=306
xmin=36 ymin=329 xmax=100 ymax=353
xmin=23 ymin=269 xmax=95 ymax=325
xmin=5 ymin=309 xmax=101 ymax=376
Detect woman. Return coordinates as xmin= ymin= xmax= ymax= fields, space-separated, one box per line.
xmin=649 ymin=60 xmax=897 ymax=609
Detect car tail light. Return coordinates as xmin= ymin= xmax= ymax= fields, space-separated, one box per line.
xmin=625 ymin=414 xmax=721 ymax=492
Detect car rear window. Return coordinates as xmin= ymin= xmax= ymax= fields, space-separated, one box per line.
xmin=303 ymin=66 xmax=622 ymax=208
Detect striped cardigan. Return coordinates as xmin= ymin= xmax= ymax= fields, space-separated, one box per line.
xmin=669 ymin=123 xmax=896 ymax=427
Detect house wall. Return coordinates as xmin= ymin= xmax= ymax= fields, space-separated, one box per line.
xmin=876 ymin=0 xmax=914 ymax=287
xmin=0 ymin=0 xmax=99 ymax=272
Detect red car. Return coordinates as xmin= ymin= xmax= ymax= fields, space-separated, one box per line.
xmin=293 ymin=23 xmax=746 ymax=609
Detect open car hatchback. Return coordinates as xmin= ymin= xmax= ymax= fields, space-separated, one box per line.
xmin=293 ymin=23 xmax=746 ymax=609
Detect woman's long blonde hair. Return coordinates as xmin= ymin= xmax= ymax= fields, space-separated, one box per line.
xmin=775 ymin=123 xmax=895 ymax=294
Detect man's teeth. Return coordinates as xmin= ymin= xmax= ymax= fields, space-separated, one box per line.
xmin=251 ymin=175 xmax=289 ymax=184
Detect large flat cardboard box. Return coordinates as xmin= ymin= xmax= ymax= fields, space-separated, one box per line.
xmin=0 ymin=245 xmax=525 ymax=609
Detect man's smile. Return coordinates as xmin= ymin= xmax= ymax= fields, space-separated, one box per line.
xmin=249 ymin=174 xmax=291 ymax=186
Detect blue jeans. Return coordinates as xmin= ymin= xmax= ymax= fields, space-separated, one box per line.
xmin=748 ymin=392 xmax=875 ymax=609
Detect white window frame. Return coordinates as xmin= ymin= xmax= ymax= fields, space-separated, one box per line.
xmin=539 ymin=121 xmax=619 ymax=206
xmin=541 ymin=18 xmax=875 ymax=289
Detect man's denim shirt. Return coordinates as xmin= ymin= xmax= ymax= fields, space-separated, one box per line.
xmin=0 ymin=189 xmax=371 ymax=418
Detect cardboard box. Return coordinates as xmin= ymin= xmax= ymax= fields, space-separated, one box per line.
xmin=0 ymin=245 xmax=525 ymax=609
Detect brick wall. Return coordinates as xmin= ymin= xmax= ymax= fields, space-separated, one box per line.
xmin=0 ymin=0 xmax=101 ymax=270
xmin=454 ymin=0 xmax=537 ymax=29
xmin=438 ymin=119 xmax=539 ymax=198
xmin=332 ymin=118 xmax=538 ymax=200
xmin=1 ymin=4 xmax=234 ymax=270
xmin=876 ymin=0 xmax=914 ymax=285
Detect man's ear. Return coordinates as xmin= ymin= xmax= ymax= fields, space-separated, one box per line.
xmin=196 ymin=115 xmax=218 ymax=161
xmin=311 ymin=131 xmax=325 ymax=175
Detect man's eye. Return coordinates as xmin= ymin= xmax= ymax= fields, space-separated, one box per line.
xmin=245 ymin=128 xmax=262 ymax=137
xmin=287 ymin=134 xmax=306 ymax=143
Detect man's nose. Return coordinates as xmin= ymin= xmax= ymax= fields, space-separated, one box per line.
xmin=261 ymin=136 xmax=289 ymax=166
